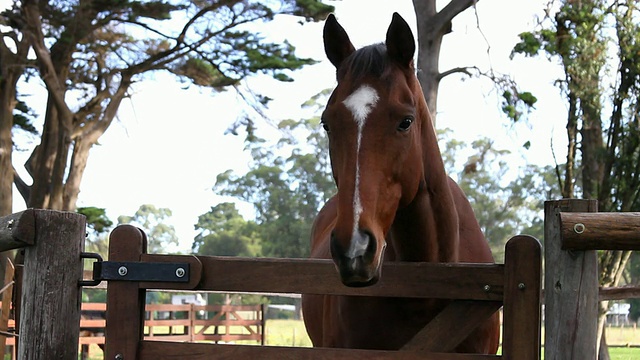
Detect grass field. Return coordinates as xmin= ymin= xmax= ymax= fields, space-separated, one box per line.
xmin=7 ymin=319 xmax=637 ymax=359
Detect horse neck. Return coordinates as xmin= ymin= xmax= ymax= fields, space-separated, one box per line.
xmin=388 ymin=94 xmax=460 ymax=263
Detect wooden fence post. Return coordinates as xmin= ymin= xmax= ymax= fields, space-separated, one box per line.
xmin=502 ymin=235 xmax=542 ymax=360
xmin=105 ymin=225 xmax=147 ymax=360
xmin=544 ymin=199 xmax=598 ymax=360
xmin=17 ymin=210 xmax=86 ymax=360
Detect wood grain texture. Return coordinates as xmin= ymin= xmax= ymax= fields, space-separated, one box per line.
xmin=544 ymin=199 xmax=598 ymax=360
xmin=18 ymin=210 xmax=85 ymax=360
xmin=138 ymin=340 xmax=501 ymax=360
xmin=401 ymin=300 xmax=502 ymax=352
xmin=193 ymin=256 xmax=505 ymax=300
xmin=502 ymin=235 xmax=542 ymax=360
xmin=105 ymin=225 xmax=147 ymax=360
xmin=0 ymin=210 xmax=35 ymax=252
xmin=560 ymin=212 xmax=640 ymax=250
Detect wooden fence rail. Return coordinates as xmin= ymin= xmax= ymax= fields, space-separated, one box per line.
xmin=104 ymin=225 xmax=542 ymax=360
xmin=1 ymin=302 xmax=264 ymax=349
xmin=0 ymin=209 xmax=544 ymax=359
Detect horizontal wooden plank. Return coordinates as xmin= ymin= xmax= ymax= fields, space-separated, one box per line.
xmin=146 ymin=304 xmax=192 ymax=311
xmin=599 ymin=286 xmax=640 ymax=301
xmin=145 ymin=319 xmax=190 ymax=327
xmin=138 ymin=341 xmax=501 ymax=360
xmin=146 ymin=334 xmax=192 ymax=341
xmin=81 ymin=319 xmax=105 ymax=327
xmin=193 ymin=319 xmax=261 ymax=326
xmin=192 ymin=256 xmax=504 ymax=301
xmin=560 ymin=212 xmax=640 ymax=250
xmin=81 ymin=303 xmax=106 ymax=311
xmin=193 ymin=304 xmax=263 ymax=312
xmin=0 ymin=209 xmax=35 ymax=251
xmin=79 ymin=336 xmax=105 ymax=344
xmin=191 ymin=334 xmax=262 ymax=342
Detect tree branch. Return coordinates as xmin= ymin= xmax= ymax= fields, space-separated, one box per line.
xmin=12 ymin=166 xmax=30 ymax=204
xmin=437 ymin=66 xmax=479 ymax=81
xmin=21 ymin=1 xmax=75 ymax=131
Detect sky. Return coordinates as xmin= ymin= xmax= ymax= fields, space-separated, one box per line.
xmin=6 ymin=0 xmax=566 ymax=253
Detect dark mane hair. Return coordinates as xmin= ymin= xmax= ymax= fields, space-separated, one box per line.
xmin=336 ymin=43 xmax=388 ymax=83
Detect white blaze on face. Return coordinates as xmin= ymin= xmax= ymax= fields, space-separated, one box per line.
xmin=342 ymin=85 xmax=379 ymax=256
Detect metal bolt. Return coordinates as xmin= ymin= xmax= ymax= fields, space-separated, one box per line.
xmin=518 ymin=282 xmax=526 ymax=290
xmin=7 ymin=219 xmax=14 ymax=230
xmin=483 ymin=285 xmax=491 ymax=292
xmin=175 ymin=267 xmax=185 ymax=278
xmin=115 ymin=354 xmax=124 ymax=360
xmin=573 ymin=223 xmax=585 ymax=234
xmin=118 ymin=266 xmax=128 ymax=276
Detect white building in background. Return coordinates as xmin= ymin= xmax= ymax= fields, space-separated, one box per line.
xmin=606 ymin=302 xmax=631 ymax=326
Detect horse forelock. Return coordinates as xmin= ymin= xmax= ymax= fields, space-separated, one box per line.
xmin=336 ymin=43 xmax=388 ymax=84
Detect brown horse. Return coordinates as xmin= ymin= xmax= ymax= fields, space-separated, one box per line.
xmin=300 ymin=13 xmax=500 ymax=353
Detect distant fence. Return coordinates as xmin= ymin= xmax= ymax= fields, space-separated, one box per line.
xmin=1 ymin=302 xmax=264 ymax=358
xmin=144 ymin=303 xmax=264 ymax=344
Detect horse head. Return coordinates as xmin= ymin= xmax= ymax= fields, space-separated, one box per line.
xmin=321 ymin=13 xmax=436 ymax=287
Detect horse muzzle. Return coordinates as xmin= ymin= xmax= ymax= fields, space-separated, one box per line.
xmin=330 ymin=229 xmax=383 ymax=287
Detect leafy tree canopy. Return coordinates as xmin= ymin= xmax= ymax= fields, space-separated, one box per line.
xmin=118 ymin=204 xmax=179 ymax=253
xmin=192 ymin=202 xmax=261 ymax=257
xmin=205 ymin=92 xmax=334 ymax=258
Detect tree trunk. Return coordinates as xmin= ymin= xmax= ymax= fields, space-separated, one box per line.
xmin=0 ymin=74 xmax=16 ymax=289
xmin=62 ymin=137 xmax=94 ymax=211
xmin=413 ymin=0 xmax=441 ymax=124
xmin=598 ymin=328 xmax=611 ymax=360
xmin=0 ymin=83 xmax=14 ymax=217
xmin=1 ymin=32 xmax=29 ymax=285
xmin=413 ymin=0 xmax=479 ymax=126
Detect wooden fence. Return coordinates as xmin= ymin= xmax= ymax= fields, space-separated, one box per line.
xmin=1 ymin=302 xmax=264 ymax=358
xmin=144 ymin=303 xmax=264 ymax=344
xmin=27 ymin=202 xmax=640 ymax=359
xmin=103 ymin=224 xmax=542 ymax=359
xmin=2 ymin=201 xmax=639 ymax=359
xmin=544 ymin=199 xmax=640 ymax=359
xmin=0 ymin=209 xmax=543 ymax=359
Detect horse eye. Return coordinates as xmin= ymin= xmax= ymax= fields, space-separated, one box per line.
xmin=397 ymin=117 xmax=413 ymax=132
xmin=321 ymin=122 xmax=330 ymax=133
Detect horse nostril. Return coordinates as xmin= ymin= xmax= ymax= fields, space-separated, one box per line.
xmin=330 ymin=230 xmax=375 ymax=260
xmin=330 ymin=230 xmax=381 ymax=287
xmin=347 ymin=230 xmax=370 ymax=258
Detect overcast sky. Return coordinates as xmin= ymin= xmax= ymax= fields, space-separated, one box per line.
xmin=7 ymin=1 xmax=565 ymax=252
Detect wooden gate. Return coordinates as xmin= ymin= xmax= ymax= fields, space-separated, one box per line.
xmin=103 ymin=225 xmax=542 ymax=360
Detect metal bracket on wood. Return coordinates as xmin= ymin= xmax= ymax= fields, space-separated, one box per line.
xmin=79 ymin=252 xmax=190 ymax=286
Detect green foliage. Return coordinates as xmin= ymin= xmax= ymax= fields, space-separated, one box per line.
xmin=193 ymin=202 xmax=262 ymax=256
xmin=12 ymin=100 xmax=38 ymax=135
xmin=205 ymin=92 xmax=334 ymax=258
xmin=4 ymin=0 xmax=335 ymax=214
xmin=77 ymin=206 xmax=113 ymax=257
xmin=118 ymin=204 xmax=179 ymax=254
xmin=500 ymin=90 xmax=538 ymax=122
xmin=513 ymin=3 xmax=640 ymax=353
xmin=78 ymin=206 xmax=113 ymax=234
xmin=439 ymin=131 xmax=560 ymax=261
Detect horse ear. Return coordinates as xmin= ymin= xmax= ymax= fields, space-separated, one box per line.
xmin=323 ymin=14 xmax=355 ymax=69
xmin=385 ymin=12 xmax=415 ymax=68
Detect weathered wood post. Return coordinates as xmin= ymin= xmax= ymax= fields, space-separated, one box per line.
xmin=0 ymin=209 xmax=86 ymax=360
xmin=544 ymin=199 xmax=598 ymax=360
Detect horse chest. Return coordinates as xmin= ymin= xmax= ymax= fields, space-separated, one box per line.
xmin=328 ymin=296 xmax=445 ymax=349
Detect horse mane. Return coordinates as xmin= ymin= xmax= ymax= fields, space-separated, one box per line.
xmin=336 ymin=43 xmax=388 ymax=83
